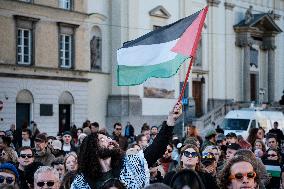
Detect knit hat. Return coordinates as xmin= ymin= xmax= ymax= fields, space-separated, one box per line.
xmin=62 ymin=131 xmax=72 ymax=137
xmin=0 ymin=163 xmax=19 ymax=181
xmin=52 ymin=140 xmax=62 ymax=150
xmin=205 ymin=129 xmax=217 ymax=139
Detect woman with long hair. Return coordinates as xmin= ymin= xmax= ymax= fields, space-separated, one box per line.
xmin=253 ymin=139 xmax=266 ymax=158
xmin=247 ymin=128 xmax=259 ymax=147
xmin=164 ymin=144 xmax=218 ymax=189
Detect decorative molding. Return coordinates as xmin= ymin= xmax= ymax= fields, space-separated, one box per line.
xmin=207 ymin=0 xmax=221 ymax=7
xmin=268 ymin=10 xmax=281 ymax=20
xmin=57 ymin=22 xmax=79 ymax=29
xmin=224 ymin=2 xmax=235 ymax=10
xmin=260 ymin=37 xmax=276 ymax=50
xmin=13 ymin=15 xmax=40 ymax=22
xmin=149 ymin=5 xmax=171 ymax=19
xmin=235 ymin=33 xmax=254 ymax=47
xmin=0 ymin=73 xmax=90 ymax=82
xmin=88 ymin=13 xmax=108 ymax=21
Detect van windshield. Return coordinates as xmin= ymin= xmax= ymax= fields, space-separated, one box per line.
xmin=221 ymin=118 xmax=250 ymax=130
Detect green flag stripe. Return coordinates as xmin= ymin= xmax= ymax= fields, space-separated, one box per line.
xmin=117 ymin=54 xmax=189 ymax=86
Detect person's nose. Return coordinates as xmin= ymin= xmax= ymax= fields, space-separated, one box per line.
xmin=242 ymin=176 xmax=249 ymax=184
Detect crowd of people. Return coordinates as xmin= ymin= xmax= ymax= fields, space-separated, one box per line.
xmin=0 ymin=103 xmax=284 ymax=189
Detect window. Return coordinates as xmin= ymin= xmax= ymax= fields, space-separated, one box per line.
xmin=60 ymin=34 xmax=72 ymax=68
xmin=14 ymin=15 xmax=39 ymax=66
xmin=193 ymin=40 xmax=202 ymax=66
xmin=59 ymin=0 xmax=72 ymax=10
xmin=57 ymin=22 xmax=79 ymax=69
xmin=17 ymin=28 xmax=31 ymax=65
xmin=250 ymin=47 xmax=258 ymax=67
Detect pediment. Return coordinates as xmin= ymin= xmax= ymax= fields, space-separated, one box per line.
xmin=149 ymin=5 xmax=171 ymax=19
xmin=234 ymin=13 xmax=282 ymax=33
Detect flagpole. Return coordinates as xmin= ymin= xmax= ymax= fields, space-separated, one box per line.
xmin=178 ymin=57 xmax=194 ymax=103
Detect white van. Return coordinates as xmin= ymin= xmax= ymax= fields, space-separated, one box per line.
xmin=220 ymin=109 xmax=284 ymax=139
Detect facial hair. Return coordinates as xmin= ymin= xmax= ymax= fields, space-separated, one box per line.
xmin=97 ymin=146 xmax=121 ymax=159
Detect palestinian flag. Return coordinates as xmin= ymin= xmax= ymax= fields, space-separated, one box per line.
xmin=117 ymin=6 xmax=208 ymax=86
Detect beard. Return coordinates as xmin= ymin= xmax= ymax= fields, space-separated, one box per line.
xmin=97 ymin=146 xmax=121 ymax=159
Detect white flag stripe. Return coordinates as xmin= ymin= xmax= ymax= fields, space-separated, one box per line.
xmin=117 ymin=39 xmax=179 ymax=67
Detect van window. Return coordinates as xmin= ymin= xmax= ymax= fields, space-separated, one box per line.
xmin=251 ymin=120 xmax=256 ymax=129
xmin=221 ymin=118 xmax=250 ymax=130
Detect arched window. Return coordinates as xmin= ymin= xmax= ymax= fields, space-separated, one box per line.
xmin=16 ymin=89 xmax=34 ymax=103
xmin=90 ymin=26 xmax=102 ymax=70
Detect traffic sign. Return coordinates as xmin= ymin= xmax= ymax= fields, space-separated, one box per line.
xmin=0 ymin=100 xmax=3 ymax=111
xmin=182 ymin=98 xmax=188 ymax=105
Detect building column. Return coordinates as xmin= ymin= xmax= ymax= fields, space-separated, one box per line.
xmin=243 ymin=45 xmax=251 ymax=102
xmin=261 ymin=36 xmax=276 ymax=102
xmin=235 ymin=32 xmax=253 ymax=102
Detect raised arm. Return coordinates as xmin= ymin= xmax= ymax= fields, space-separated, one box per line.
xmin=144 ymin=103 xmax=182 ymax=167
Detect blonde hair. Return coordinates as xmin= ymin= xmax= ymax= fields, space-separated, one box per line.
xmin=64 ymin=152 xmax=78 ymax=172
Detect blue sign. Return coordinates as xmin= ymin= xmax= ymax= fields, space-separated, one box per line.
xmin=182 ymin=98 xmax=188 ymax=105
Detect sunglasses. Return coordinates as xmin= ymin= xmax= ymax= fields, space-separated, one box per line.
xmin=37 ymin=181 xmax=55 ymax=187
xmin=268 ymin=154 xmax=277 ymax=157
xmin=115 ymin=128 xmax=122 ymax=130
xmin=183 ymin=151 xmax=199 ymax=158
xmin=0 ymin=175 xmax=15 ymax=184
xmin=166 ymin=149 xmax=173 ymax=153
xmin=229 ymin=171 xmax=256 ymax=180
xmin=20 ymin=154 xmax=33 ymax=158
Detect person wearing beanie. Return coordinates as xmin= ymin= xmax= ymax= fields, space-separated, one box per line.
xmin=61 ymin=131 xmax=76 ymax=155
xmin=201 ymin=129 xmax=217 ymax=151
xmin=0 ymin=162 xmax=19 ymax=188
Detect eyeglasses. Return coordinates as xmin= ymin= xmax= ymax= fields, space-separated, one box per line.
xmin=36 ymin=181 xmax=55 ymax=187
xmin=115 ymin=128 xmax=122 ymax=130
xmin=166 ymin=149 xmax=173 ymax=153
xmin=268 ymin=154 xmax=278 ymax=157
xmin=229 ymin=171 xmax=256 ymax=180
xmin=20 ymin=154 xmax=33 ymax=158
xmin=0 ymin=175 xmax=15 ymax=184
xmin=183 ymin=151 xmax=199 ymax=158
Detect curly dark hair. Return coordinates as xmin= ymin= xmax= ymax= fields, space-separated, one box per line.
xmin=217 ymin=155 xmax=260 ymax=189
xmin=78 ymin=132 xmax=123 ymax=180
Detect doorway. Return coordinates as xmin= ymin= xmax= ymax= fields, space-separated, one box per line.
xmin=192 ymin=80 xmax=203 ymax=117
xmin=59 ymin=104 xmax=71 ymax=133
xmin=16 ymin=103 xmax=30 ymax=130
xmin=250 ymin=74 xmax=257 ymax=101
